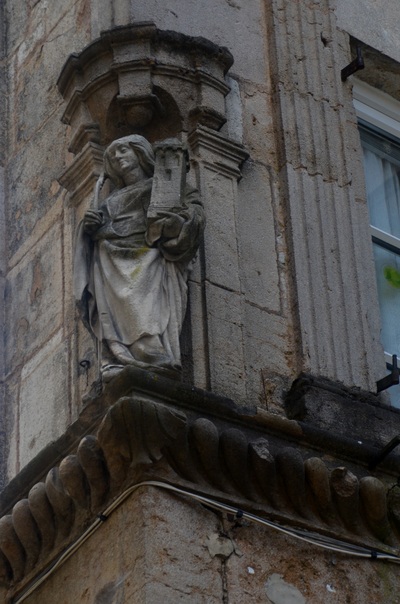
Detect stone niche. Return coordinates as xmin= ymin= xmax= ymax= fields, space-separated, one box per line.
xmin=58 ymin=22 xmax=249 ymax=399
xmin=59 ymin=21 xmax=233 ymax=141
xmin=57 ymin=22 xmax=234 ymax=201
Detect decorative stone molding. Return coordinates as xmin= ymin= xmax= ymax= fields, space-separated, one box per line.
xmin=57 ymin=22 xmax=233 ymax=208
xmin=58 ymin=142 xmax=104 ymax=206
xmin=265 ymin=0 xmax=384 ymax=390
xmin=57 ymin=22 xmax=233 ymax=157
xmin=188 ymin=126 xmax=248 ymax=181
xmin=2 ymin=369 xmax=400 ymax=595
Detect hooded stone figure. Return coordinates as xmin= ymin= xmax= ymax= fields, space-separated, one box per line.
xmin=74 ymin=135 xmax=205 ymax=381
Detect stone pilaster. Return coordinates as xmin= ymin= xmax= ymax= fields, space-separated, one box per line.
xmin=266 ymin=0 xmax=384 ymax=390
xmin=188 ymin=126 xmax=248 ymax=401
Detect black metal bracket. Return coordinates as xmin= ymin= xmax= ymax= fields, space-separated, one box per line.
xmin=341 ymin=45 xmax=364 ymax=82
xmin=369 ymin=434 xmax=400 ymax=470
xmin=376 ymin=354 xmax=399 ymax=393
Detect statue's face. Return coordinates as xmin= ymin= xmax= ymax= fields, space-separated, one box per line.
xmin=109 ymin=143 xmax=140 ymax=176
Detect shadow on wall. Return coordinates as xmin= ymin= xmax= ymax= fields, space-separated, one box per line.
xmin=94 ymin=576 xmax=127 ymax=604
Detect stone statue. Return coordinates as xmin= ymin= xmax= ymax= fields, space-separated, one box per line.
xmin=74 ymin=135 xmax=205 ymax=381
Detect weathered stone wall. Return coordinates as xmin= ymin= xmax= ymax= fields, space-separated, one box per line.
xmin=0 ymin=0 xmax=7 ymax=492
xmin=4 ymin=487 xmax=399 ymax=604
xmin=1 ymin=0 xmax=400 ymax=562
xmin=336 ymin=0 xmax=400 ymax=63
xmin=0 ymin=1 xmax=138 ymax=480
xmin=1 ymin=0 xmax=292 ymax=482
xmin=2 ymin=2 xmax=400 ymax=602
xmin=125 ymin=0 xmax=296 ymax=406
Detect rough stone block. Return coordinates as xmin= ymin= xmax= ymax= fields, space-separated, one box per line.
xmin=130 ymin=0 xmax=267 ymax=84
xmin=240 ymin=83 xmax=276 ymax=166
xmin=0 ymin=380 xmax=18 ymax=488
xmin=187 ymin=280 xmax=209 ymax=391
xmin=5 ymin=223 xmax=63 ymax=375
xmin=205 ymin=282 xmax=247 ymax=402
xmin=238 ymin=162 xmax=280 ymax=313
xmin=0 ymin=168 xmax=5 ymax=383
xmin=74 ymin=321 xmax=98 ymax=413
xmin=224 ymin=522 xmax=394 ymax=604
xmin=7 ymin=0 xmax=90 ymax=60
xmin=336 ymin=0 xmax=400 ymax=64
xmin=19 ymin=331 xmax=69 ymax=468
xmin=243 ymin=303 xmax=292 ymax=403
xmin=5 ymin=1 xmax=29 ymax=53
xmin=285 ymin=373 xmax=400 ymax=449
xmin=20 ymin=488 xmax=223 ymax=603
xmin=7 ymin=3 xmax=91 ymax=161
xmin=6 ymin=117 xmax=67 ymax=259
xmin=89 ymin=0 xmax=113 ymax=38
xmin=201 ymin=167 xmax=241 ymax=291
xmin=61 ymin=202 xmax=76 ymax=335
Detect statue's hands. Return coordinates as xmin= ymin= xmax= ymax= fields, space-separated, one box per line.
xmin=146 ymin=203 xmax=202 ymax=260
xmin=157 ymin=211 xmax=196 ymax=252
xmin=83 ymin=210 xmax=104 ymax=235
xmin=155 ymin=211 xmax=186 ymax=239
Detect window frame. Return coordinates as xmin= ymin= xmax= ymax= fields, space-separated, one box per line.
xmin=354 ymin=80 xmax=400 ymax=369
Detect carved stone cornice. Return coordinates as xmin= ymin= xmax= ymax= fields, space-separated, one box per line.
xmin=2 ymin=369 xmax=400 ymax=596
xmin=58 ymin=142 xmax=104 ymax=205
xmin=188 ymin=125 xmax=249 ymax=180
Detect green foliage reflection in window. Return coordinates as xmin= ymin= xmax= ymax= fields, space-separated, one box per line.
xmin=384 ymin=265 xmax=400 ymax=288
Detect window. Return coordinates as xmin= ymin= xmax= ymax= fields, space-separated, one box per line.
xmin=354 ymin=81 xmax=400 ymax=406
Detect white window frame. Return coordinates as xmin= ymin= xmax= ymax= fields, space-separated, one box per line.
xmin=354 ymin=80 xmax=400 ymax=368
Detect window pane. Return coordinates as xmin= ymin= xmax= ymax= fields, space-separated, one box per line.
xmin=362 ymin=146 xmax=400 ymax=237
xmin=372 ymin=242 xmax=400 ymax=357
xmin=360 ymin=124 xmax=400 ymax=406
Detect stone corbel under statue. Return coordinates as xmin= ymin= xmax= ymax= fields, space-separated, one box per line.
xmin=74 ymin=135 xmax=205 ymax=382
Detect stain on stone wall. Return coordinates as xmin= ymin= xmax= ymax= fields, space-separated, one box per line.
xmin=265 ymin=573 xmax=307 ymax=604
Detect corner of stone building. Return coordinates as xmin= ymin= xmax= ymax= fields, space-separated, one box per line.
xmin=2 ymin=2 xmax=400 ymax=603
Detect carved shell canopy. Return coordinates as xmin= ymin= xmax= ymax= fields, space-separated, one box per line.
xmin=57 ymin=23 xmax=233 ymax=154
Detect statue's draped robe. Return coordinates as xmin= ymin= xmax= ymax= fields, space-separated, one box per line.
xmin=74 ymin=178 xmax=204 ymax=372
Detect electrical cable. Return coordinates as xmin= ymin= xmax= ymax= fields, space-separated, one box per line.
xmin=12 ymin=480 xmax=400 ymax=603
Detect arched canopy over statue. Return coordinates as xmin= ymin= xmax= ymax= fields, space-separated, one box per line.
xmin=74 ymin=135 xmax=205 ymax=381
